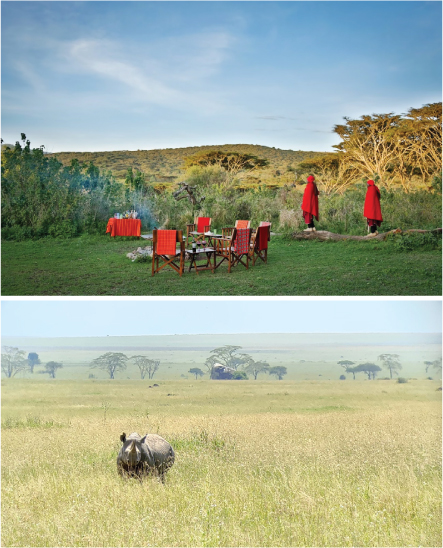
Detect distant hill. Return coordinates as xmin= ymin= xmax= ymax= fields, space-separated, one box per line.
xmin=48 ymin=144 xmax=326 ymax=187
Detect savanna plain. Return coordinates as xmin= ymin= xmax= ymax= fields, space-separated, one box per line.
xmin=2 ymin=378 xmax=441 ymax=547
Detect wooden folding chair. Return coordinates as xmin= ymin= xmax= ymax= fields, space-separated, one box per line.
xmin=221 ymin=226 xmax=234 ymax=238
xmin=186 ymin=217 xmax=211 ymax=245
xmin=250 ymin=223 xmax=270 ymax=266
xmin=152 ymin=229 xmax=185 ymax=276
xmin=221 ymin=220 xmax=250 ymax=239
xmin=215 ymin=228 xmax=251 ymax=273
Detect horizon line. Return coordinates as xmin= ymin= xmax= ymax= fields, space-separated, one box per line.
xmin=3 ymin=332 xmax=441 ymax=339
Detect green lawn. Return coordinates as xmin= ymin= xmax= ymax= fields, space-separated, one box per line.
xmin=1 ymin=235 xmax=441 ymax=295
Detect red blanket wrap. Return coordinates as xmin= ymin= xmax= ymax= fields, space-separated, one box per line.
xmin=301 ymin=179 xmax=319 ymax=221
xmin=363 ymin=181 xmax=383 ymax=221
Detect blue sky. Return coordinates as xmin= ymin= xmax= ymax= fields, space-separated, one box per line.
xmin=1 ymin=300 xmax=441 ymax=337
xmin=1 ymin=1 xmax=441 ymax=153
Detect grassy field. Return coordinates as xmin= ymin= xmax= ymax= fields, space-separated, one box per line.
xmin=1 ymin=235 xmax=441 ymax=295
xmin=1 ymin=379 xmax=441 ymax=547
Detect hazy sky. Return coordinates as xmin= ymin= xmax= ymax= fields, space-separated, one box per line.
xmin=1 ymin=300 xmax=441 ymax=338
xmin=2 ymin=1 xmax=441 ymax=153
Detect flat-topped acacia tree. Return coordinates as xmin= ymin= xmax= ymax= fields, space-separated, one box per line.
xmin=269 ymin=366 xmax=287 ymax=380
xmin=90 ymin=352 xmax=128 ymax=379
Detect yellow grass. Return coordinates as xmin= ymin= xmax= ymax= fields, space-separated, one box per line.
xmin=1 ymin=379 xmax=441 ymax=547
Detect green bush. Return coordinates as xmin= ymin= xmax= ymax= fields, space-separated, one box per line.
xmin=1 ymin=136 xmax=154 ymax=240
xmin=387 ymin=231 xmax=442 ymax=252
xmin=397 ymin=377 xmax=408 ymax=384
xmin=232 ymin=371 xmax=248 ymax=380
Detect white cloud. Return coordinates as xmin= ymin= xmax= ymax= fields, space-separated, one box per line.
xmin=52 ymin=32 xmax=236 ymax=112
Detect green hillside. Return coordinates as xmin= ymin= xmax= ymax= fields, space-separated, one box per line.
xmin=48 ymin=144 xmax=325 ymax=186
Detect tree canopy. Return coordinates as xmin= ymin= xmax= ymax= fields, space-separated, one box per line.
xmin=1 ymin=347 xmax=28 ymax=378
xmin=355 ymin=363 xmax=382 ymax=380
xmin=268 ymin=366 xmax=287 ymax=380
xmin=183 ymin=151 xmax=269 ymax=180
xmin=378 ymin=354 xmax=402 ymax=379
xmin=130 ymin=356 xmax=160 ymax=380
xmin=39 ymin=361 xmax=63 ymax=379
xmin=27 ymin=352 xmax=41 ymax=373
xmin=244 ymin=360 xmax=270 ymax=380
xmin=90 ymin=352 xmax=128 ymax=379
xmin=332 ymin=103 xmax=442 ymax=192
xmin=189 ymin=367 xmax=204 ymax=379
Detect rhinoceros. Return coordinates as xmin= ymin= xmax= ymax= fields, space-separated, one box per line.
xmin=117 ymin=432 xmax=175 ymax=482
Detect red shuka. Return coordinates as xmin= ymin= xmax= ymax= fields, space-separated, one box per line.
xmin=301 ymin=176 xmax=319 ymax=221
xmin=363 ymin=180 xmax=383 ymax=221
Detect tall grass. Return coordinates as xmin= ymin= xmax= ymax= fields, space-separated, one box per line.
xmin=1 ymin=379 xmax=441 ymax=547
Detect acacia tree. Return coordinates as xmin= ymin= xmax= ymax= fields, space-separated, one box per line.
xmin=244 ymin=360 xmax=270 ymax=380
xmin=269 ymin=366 xmax=287 ymax=380
xmin=90 ymin=352 xmax=128 ymax=379
xmin=346 ymin=366 xmax=362 ymax=380
xmin=184 ymin=151 xmax=269 ymax=184
xmin=130 ymin=355 xmax=160 ymax=380
xmin=204 ymin=355 xmax=219 ymax=379
xmin=333 ymin=113 xmax=402 ymax=188
xmin=189 ymin=367 xmax=204 ymax=379
xmin=209 ymin=346 xmax=244 ymax=370
xmin=337 ymin=360 xmax=355 ymax=376
xmin=298 ymin=153 xmax=356 ymax=195
xmin=1 ymin=347 xmax=28 ymax=378
xmin=356 ymin=363 xmax=382 ymax=380
xmin=378 ymin=354 xmax=402 ymax=379
xmin=205 ymin=346 xmax=255 ymax=379
xmin=403 ymin=103 xmax=442 ymax=183
xmin=39 ymin=361 xmax=63 ymax=378
xmin=425 ymin=358 xmax=442 ymax=375
xmin=146 ymin=359 xmax=160 ymax=379
xmin=27 ymin=352 xmax=41 ymax=373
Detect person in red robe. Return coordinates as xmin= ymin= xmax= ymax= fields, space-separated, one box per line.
xmin=301 ymin=175 xmax=319 ymax=231
xmin=363 ymin=179 xmax=383 ymax=235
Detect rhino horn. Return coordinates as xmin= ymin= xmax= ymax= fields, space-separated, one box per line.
xmin=120 ymin=432 xmax=126 ymax=443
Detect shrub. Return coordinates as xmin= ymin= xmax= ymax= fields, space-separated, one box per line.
xmin=232 ymin=371 xmax=248 ymax=380
xmin=387 ymin=231 xmax=442 ymax=252
xmin=397 ymin=377 xmax=408 ymax=384
xmin=1 ymin=136 xmax=155 ymax=240
xmin=339 ymin=375 xmax=346 ymax=380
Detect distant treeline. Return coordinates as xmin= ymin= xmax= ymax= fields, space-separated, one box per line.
xmin=47 ymin=144 xmax=321 ymax=188
xmin=1 ymin=103 xmax=441 ymax=240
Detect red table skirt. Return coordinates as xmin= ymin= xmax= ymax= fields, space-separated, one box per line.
xmin=106 ymin=218 xmax=141 ymax=237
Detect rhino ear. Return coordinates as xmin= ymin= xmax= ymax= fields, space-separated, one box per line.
xmin=140 ymin=434 xmax=147 ymax=444
xmin=120 ymin=432 xmax=126 ymax=443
